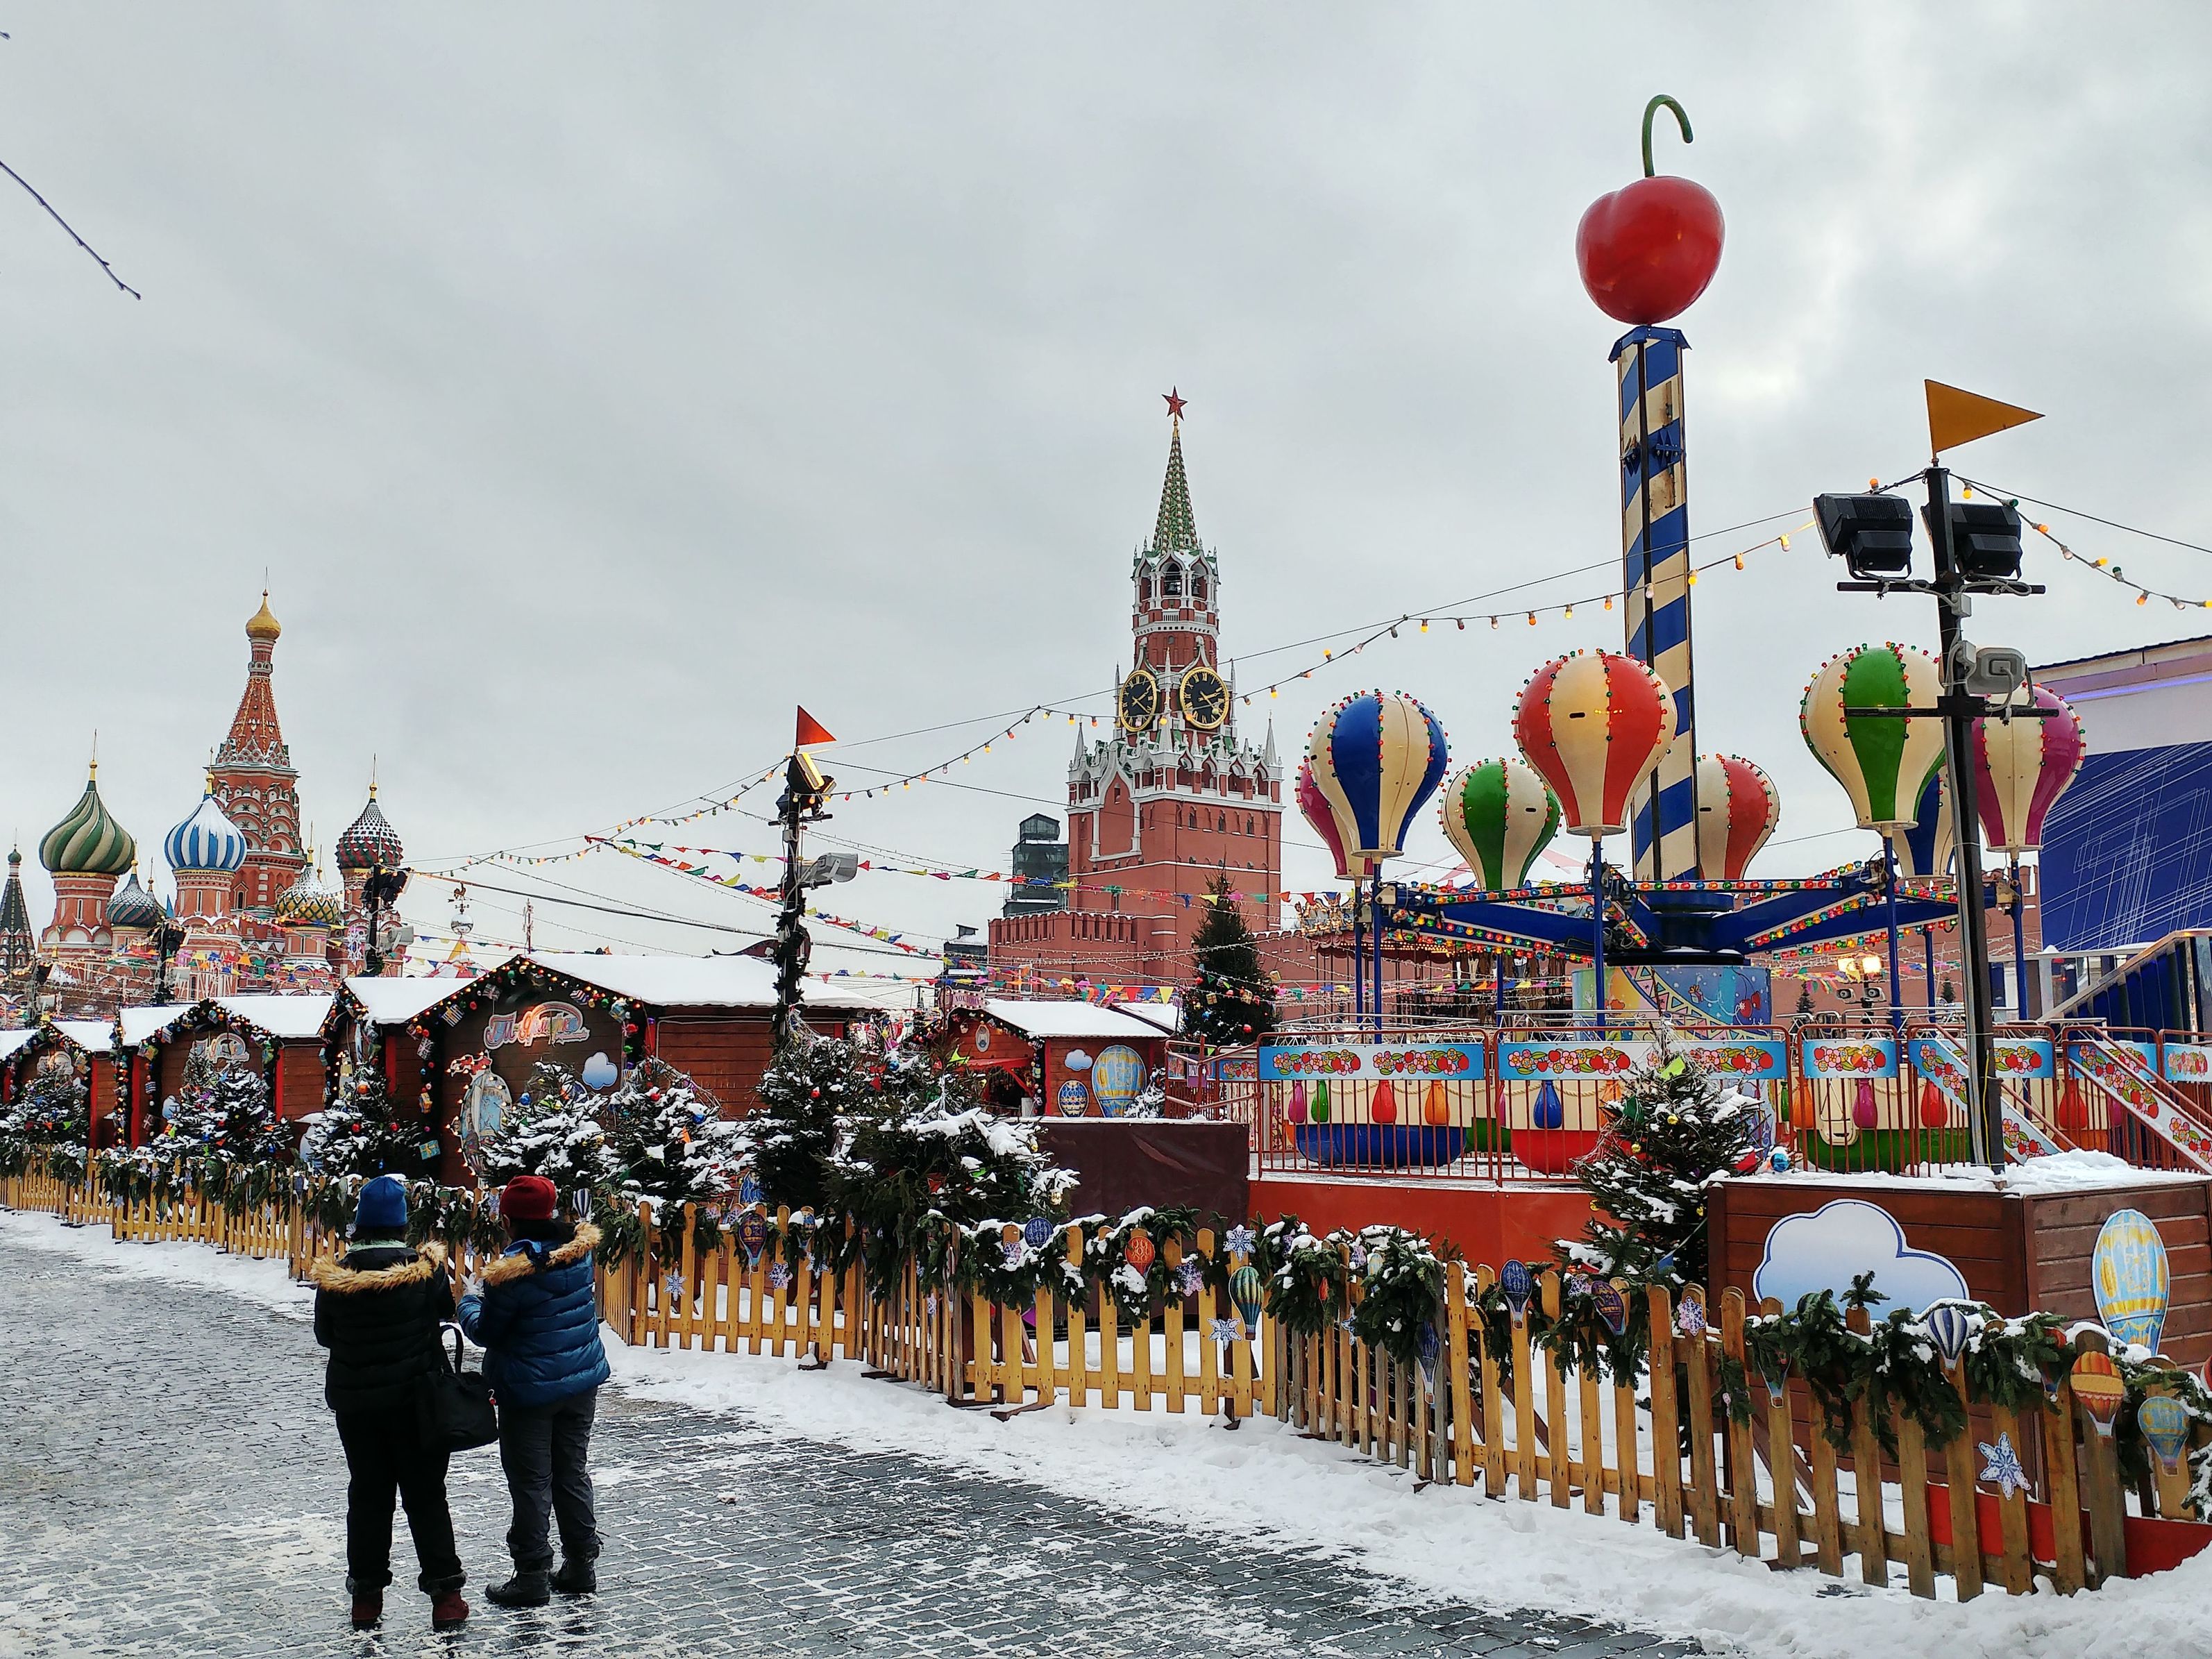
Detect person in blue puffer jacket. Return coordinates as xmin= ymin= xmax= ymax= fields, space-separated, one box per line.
xmin=457 ymin=1173 xmax=611 ymax=1609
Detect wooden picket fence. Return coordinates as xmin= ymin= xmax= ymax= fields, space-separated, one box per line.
xmin=8 ymin=1174 xmax=2208 ymax=1599
xmin=605 ymin=1205 xmax=1263 ymax=1422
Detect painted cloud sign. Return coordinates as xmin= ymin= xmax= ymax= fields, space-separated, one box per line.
xmin=1753 ymin=1199 xmax=1970 ymax=1315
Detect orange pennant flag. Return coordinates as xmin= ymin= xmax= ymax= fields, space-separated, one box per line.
xmin=795 ymin=706 xmax=837 ymax=748
xmin=1925 ymin=380 xmax=2041 ymax=457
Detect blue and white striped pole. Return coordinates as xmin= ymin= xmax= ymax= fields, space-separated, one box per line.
xmin=1614 ymin=326 xmax=1699 ymax=882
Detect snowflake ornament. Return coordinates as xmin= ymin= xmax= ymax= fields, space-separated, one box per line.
xmin=1979 ymin=1432 xmax=2029 ymax=1501
xmin=767 ymin=1263 xmax=793 ymax=1292
xmin=1176 ymin=1261 xmax=1203 ymax=1297
xmin=1224 ymin=1225 xmax=1256 ymax=1257
xmin=1210 ymin=1317 xmax=1244 ymax=1343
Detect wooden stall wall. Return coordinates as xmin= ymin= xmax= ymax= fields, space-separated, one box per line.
xmin=655 ymin=1013 xmax=775 ymax=1117
xmin=276 ymin=1043 xmax=323 ymax=1123
xmin=2024 ymin=1180 xmax=2212 ymax=1371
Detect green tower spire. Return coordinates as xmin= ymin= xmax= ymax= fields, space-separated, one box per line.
xmin=1151 ymin=392 xmax=1199 ymax=554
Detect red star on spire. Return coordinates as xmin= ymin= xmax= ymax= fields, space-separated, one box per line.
xmin=1163 ymin=387 xmax=1188 ymax=421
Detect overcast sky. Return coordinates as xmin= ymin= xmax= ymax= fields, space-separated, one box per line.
xmin=5 ymin=3 xmax=2211 ymax=995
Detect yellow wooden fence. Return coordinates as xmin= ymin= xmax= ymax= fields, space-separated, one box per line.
xmin=8 ymin=1175 xmax=2204 ymax=1599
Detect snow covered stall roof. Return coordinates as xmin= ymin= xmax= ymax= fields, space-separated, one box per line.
xmin=336 ymin=953 xmax=881 ymax=1030
xmin=980 ymin=1000 xmax=1172 ymax=1041
xmin=119 ymin=995 xmax=333 ymax=1048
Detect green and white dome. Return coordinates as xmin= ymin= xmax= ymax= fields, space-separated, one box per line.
xmin=40 ymin=764 xmax=137 ymax=876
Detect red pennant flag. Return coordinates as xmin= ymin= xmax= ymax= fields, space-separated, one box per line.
xmin=795 ymin=706 xmax=837 ymax=747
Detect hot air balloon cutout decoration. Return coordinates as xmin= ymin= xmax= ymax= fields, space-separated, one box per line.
xmin=2070 ymin=1351 xmax=2125 ymax=1438
xmin=1923 ymin=1301 xmax=1976 ymax=1373
xmin=1231 ymin=1264 xmax=1264 ymax=1331
xmin=1123 ymin=1228 xmax=1156 ymax=1276
xmin=2138 ymin=1392 xmax=2191 ymax=1476
xmin=736 ymin=1210 xmax=769 ymax=1265
xmin=1501 ymin=1258 xmax=1535 ymax=1324
xmin=1592 ymin=1278 xmax=1629 ymax=1338
xmin=2092 ymin=1208 xmax=2170 ymax=1353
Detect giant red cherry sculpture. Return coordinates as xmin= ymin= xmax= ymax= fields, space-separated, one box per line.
xmin=1576 ymin=95 xmax=1724 ymax=326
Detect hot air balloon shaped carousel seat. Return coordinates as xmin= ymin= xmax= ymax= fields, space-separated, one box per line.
xmin=1372 ymin=650 xmax=1959 ymax=993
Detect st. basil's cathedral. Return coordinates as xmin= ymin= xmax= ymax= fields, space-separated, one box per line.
xmin=0 ymin=595 xmax=410 ymax=1020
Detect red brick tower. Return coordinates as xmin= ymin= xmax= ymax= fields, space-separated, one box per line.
xmin=990 ymin=396 xmax=1284 ymax=985
xmin=210 ymin=594 xmax=307 ymax=918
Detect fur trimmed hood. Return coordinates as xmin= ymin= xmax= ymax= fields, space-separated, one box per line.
xmin=480 ymin=1222 xmax=600 ymax=1287
xmin=310 ymin=1239 xmax=448 ymax=1295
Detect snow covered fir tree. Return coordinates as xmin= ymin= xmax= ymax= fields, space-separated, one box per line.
xmin=298 ymin=1062 xmax=420 ymax=1179
xmin=5 ymin=1059 xmax=90 ymax=1145
xmin=604 ymin=1057 xmax=746 ymax=1211
xmin=473 ymin=1060 xmax=614 ymax=1198
xmin=1185 ymin=870 xmax=1278 ymax=1046
xmin=1565 ymin=1029 xmax=1766 ymax=1291
xmin=749 ymin=1034 xmax=889 ymax=1212
xmin=155 ymin=1050 xmax=289 ymax=1165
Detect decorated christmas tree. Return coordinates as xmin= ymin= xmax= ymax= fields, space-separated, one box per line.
xmin=475 ymin=1060 xmax=614 ymax=1199
xmin=750 ymin=1035 xmax=889 ymax=1212
xmin=1186 ymin=870 xmax=1277 ymax=1046
xmin=158 ymin=1052 xmax=289 ymax=1164
xmin=299 ymin=1062 xmax=419 ymax=1179
xmin=605 ymin=1057 xmax=746 ymax=1211
xmin=827 ymin=1054 xmax=1074 ymax=1252
xmin=11 ymin=1060 xmax=90 ymax=1145
xmin=1565 ymin=1030 xmax=1764 ymax=1290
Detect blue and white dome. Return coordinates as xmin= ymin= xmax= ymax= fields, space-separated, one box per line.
xmin=165 ymin=791 xmax=248 ymax=874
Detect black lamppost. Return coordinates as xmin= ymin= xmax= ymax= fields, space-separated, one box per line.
xmin=1815 ymin=466 xmax=2052 ymax=1168
xmin=151 ymin=922 xmax=186 ymax=1006
xmin=362 ymin=866 xmax=410 ymax=976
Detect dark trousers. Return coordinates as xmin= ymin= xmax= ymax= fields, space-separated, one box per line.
xmin=335 ymin=1409 xmax=464 ymax=1596
xmin=498 ymin=1390 xmax=600 ymax=1573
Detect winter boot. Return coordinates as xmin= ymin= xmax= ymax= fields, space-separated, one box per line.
xmin=550 ymin=1558 xmax=598 ymax=1596
xmin=350 ymin=1591 xmax=382 ymax=1630
xmin=431 ymin=1591 xmax=470 ymax=1630
xmin=486 ymin=1570 xmax=551 ymax=1609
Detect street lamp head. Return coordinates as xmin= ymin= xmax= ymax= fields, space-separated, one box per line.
xmin=1814 ymin=492 xmax=1916 ymax=581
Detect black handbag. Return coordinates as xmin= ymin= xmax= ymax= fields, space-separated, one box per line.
xmin=418 ymin=1324 xmax=499 ymax=1453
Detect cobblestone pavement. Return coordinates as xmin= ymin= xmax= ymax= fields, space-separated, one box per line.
xmin=0 ymin=1229 xmax=1696 ymax=1659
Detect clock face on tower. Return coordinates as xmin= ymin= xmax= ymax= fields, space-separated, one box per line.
xmin=1118 ymin=667 xmax=1160 ymax=733
xmin=1179 ymin=664 xmax=1229 ymax=730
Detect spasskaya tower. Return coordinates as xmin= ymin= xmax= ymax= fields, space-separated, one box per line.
xmin=990 ymin=395 xmax=1285 ymax=985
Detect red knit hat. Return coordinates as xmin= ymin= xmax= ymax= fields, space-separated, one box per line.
xmin=499 ymin=1174 xmax=558 ymax=1222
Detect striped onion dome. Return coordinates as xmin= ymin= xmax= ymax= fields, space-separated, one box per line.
xmin=40 ymin=764 xmax=137 ymax=876
xmin=107 ymin=868 xmax=167 ymax=932
xmin=164 ymin=790 xmax=248 ymax=874
xmin=335 ymin=787 xmax=404 ymax=872
xmin=276 ymin=863 xmax=344 ymax=929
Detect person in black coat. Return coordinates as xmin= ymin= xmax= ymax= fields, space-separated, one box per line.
xmin=310 ymin=1174 xmax=469 ymax=1633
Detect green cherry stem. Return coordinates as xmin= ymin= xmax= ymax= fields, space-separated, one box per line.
xmin=1641 ymin=94 xmax=1693 ymax=178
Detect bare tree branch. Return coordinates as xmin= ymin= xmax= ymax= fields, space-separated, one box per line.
xmin=0 ymin=154 xmax=139 ymax=298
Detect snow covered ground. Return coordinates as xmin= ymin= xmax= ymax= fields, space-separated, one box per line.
xmin=6 ymin=1206 xmax=2209 ymax=1659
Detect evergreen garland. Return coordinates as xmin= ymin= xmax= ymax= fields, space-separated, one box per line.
xmin=473 ymin=1060 xmax=614 ymax=1201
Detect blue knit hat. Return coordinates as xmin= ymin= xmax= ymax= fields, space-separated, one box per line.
xmin=353 ymin=1174 xmax=409 ymax=1238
